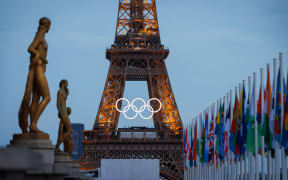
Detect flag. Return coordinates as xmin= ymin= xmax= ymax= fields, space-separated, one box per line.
xmin=216 ymin=103 xmax=225 ymax=160
xmin=184 ymin=126 xmax=190 ymax=169
xmin=282 ymin=73 xmax=288 ymax=149
xmin=208 ymin=112 xmax=215 ymax=163
xmin=274 ymin=68 xmax=282 ymax=143
xmin=224 ymin=102 xmax=231 ymax=157
xmin=193 ymin=121 xmax=198 ymax=161
xmin=263 ymin=66 xmax=273 ymax=151
xmin=200 ymin=113 xmax=207 ymax=163
xmin=230 ymin=92 xmax=240 ymax=156
xmin=246 ymin=76 xmax=262 ymax=154
xmin=197 ymin=114 xmax=203 ymax=159
xmin=189 ymin=123 xmax=193 ymax=167
xmin=201 ymin=113 xmax=209 ymax=163
xmin=239 ymin=84 xmax=247 ymax=156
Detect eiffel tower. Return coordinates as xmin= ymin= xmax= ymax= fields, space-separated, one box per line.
xmin=81 ymin=0 xmax=184 ymax=179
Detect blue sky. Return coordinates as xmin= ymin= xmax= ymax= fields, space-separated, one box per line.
xmin=0 ymin=0 xmax=288 ymax=146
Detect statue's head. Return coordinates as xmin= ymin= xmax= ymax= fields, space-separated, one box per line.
xmin=59 ymin=79 xmax=68 ymax=88
xmin=67 ymin=107 xmax=72 ymax=116
xmin=39 ymin=17 xmax=51 ymax=33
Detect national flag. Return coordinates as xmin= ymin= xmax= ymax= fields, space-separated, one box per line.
xmin=200 ymin=113 xmax=207 ymax=163
xmin=201 ymin=113 xmax=209 ymax=163
xmin=224 ymin=102 xmax=231 ymax=157
xmin=216 ymin=103 xmax=225 ymax=160
xmin=193 ymin=120 xmax=198 ymax=161
xmin=208 ymin=112 xmax=215 ymax=163
xmin=263 ymin=66 xmax=273 ymax=151
xmin=239 ymin=84 xmax=248 ymax=156
xmin=189 ymin=123 xmax=193 ymax=167
xmin=184 ymin=126 xmax=190 ymax=169
xmin=230 ymin=92 xmax=240 ymax=156
xmin=196 ymin=114 xmax=203 ymax=159
xmin=274 ymin=68 xmax=282 ymax=143
xmin=246 ymin=76 xmax=262 ymax=154
xmin=282 ymin=73 xmax=288 ymax=149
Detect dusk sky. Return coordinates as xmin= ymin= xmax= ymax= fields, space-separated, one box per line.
xmin=0 ymin=0 xmax=288 ymax=146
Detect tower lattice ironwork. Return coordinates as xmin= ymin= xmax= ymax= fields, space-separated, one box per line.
xmin=81 ymin=1 xmax=184 ymax=179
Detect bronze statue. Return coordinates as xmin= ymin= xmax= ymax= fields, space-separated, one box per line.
xmin=18 ymin=17 xmax=51 ymax=134
xmin=55 ymin=79 xmax=73 ymax=156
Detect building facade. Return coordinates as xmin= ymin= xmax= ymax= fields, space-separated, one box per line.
xmin=71 ymin=123 xmax=84 ymax=161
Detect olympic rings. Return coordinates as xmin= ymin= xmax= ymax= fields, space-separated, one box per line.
xmin=115 ymin=98 xmax=162 ymax=119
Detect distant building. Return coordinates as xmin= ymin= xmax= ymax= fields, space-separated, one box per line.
xmin=71 ymin=123 xmax=85 ymax=161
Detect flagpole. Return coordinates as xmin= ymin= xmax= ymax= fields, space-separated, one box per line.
xmin=247 ymin=75 xmax=253 ymax=180
xmin=207 ymin=107 xmax=210 ymax=180
xmin=253 ymin=72 xmax=259 ymax=180
xmin=266 ymin=63 xmax=272 ymax=180
xmin=216 ymin=100 xmax=220 ymax=180
xmin=195 ymin=117 xmax=197 ymax=180
xmin=242 ymin=80 xmax=248 ymax=180
xmin=189 ymin=121 xmax=191 ymax=180
xmin=198 ymin=113 xmax=202 ymax=179
xmin=212 ymin=103 xmax=217 ymax=180
xmin=205 ymin=111 xmax=208 ymax=180
xmin=218 ymin=98 xmax=222 ymax=180
xmin=230 ymin=90 xmax=233 ymax=180
xmin=237 ymin=83 xmax=242 ymax=180
xmin=234 ymin=87 xmax=239 ymax=180
xmin=279 ymin=52 xmax=287 ymax=180
xmin=197 ymin=116 xmax=200 ymax=180
xmin=273 ymin=58 xmax=278 ymax=180
xmin=226 ymin=92 xmax=230 ymax=180
xmin=260 ymin=68 xmax=265 ymax=180
xmin=275 ymin=56 xmax=281 ymax=180
xmin=209 ymin=105 xmax=213 ymax=180
xmin=223 ymin=96 xmax=226 ymax=180
xmin=184 ymin=123 xmax=187 ymax=180
xmin=204 ymin=109 xmax=207 ymax=180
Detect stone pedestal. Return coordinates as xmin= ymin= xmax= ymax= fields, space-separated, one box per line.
xmin=54 ymin=151 xmax=72 ymax=166
xmin=8 ymin=133 xmax=55 ymax=165
xmin=0 ymin=133 xmax=91 ymax=179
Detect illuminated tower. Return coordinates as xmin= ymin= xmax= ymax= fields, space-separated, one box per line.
xmin=81 ymin=1 xmax=183 ymax=179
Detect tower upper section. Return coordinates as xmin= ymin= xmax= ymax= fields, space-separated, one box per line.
xmin=114 ymin=0 xmax=161 ymax=46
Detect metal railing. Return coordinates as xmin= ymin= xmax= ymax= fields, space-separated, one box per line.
xmin=82 ymin=129 xmax=182 ymax=144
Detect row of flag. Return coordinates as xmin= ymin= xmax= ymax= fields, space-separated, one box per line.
xmin=184 ymin=53 xmax=288 ymax=172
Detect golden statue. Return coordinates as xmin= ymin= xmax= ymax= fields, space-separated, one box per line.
xmin=18 ymin=17 xmax=51 ymax=134
xmin=55 ymin=79 xmax=73 ymax=156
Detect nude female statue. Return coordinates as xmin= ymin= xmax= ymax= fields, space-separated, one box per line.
xmin=55 ymin=79 xmax=73 ymax=156
xmin=18 ymin=17 xmax=51 ymax=134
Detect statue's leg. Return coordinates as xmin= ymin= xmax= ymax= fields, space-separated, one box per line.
xmin=64 ymin=136 xmax=73 ymax=157
xmin=55 ymin=120 xmax=64 ymax=152
xmin=30 ymin=65 xmax=51 ymax=133
xmin=62 ymin=117 xmax=73 ymax=141
xmin=18 ymin=67 xmax=35 ymax=133
xmin=29 ymin=85 xmax=40 ymax=130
